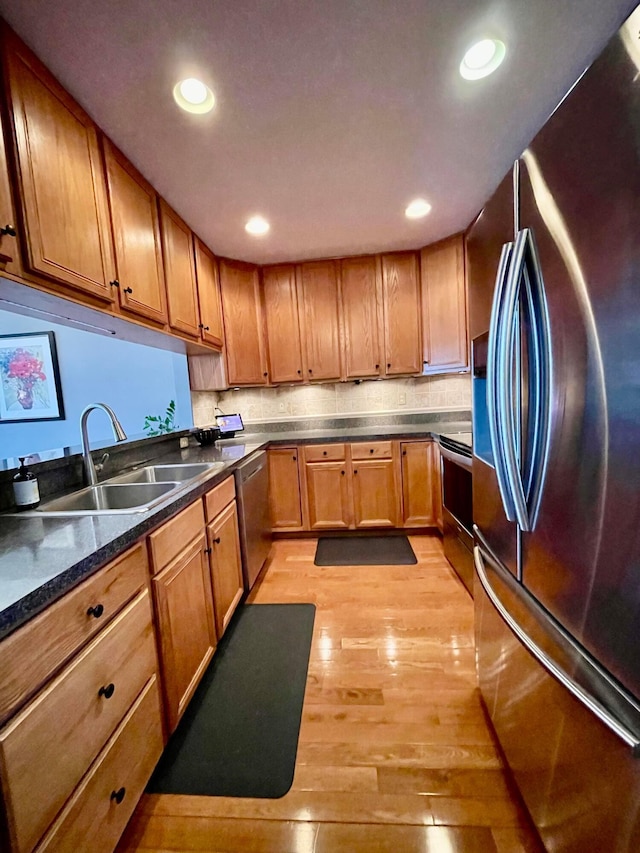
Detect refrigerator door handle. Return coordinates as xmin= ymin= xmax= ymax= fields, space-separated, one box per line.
xmin=500 ymin=238 xmax=531 ymax=530
xmin=487 ymin=241 xmax=517 ymax=521
xmin=520 ymin=228 xmax=552 ymax=530
xmin=474 ymin=545 xmax=640 ymax=755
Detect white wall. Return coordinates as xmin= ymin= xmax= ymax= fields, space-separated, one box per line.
xmin=192 ymin=373 xmax=471 ymax=426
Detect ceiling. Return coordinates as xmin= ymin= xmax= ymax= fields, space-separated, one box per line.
xmin=0 ymin=0 xmax=635 ymax=264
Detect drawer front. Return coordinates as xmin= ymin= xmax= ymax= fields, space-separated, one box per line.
xmin=204 ymin=475 xmax=236 ymax=522
xmin=148 ymin=499 xmax=205 ymax=574
xmin=303 ymin=443 xmax=346 ymax=463
xmin=0 ymin=542 xmax=148 ymax=726
xmin=35 ymin=676 xmax=163 ymax=853
xmin=0 ymin=591 xmax=157 ymax=853
xmin=351 ymin=441 xmax=393 ymax=460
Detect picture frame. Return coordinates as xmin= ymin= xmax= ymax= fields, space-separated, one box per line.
xmin=0 ymin=332 xmax=65 ymax=423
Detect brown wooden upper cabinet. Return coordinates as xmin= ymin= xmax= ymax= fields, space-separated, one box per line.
xmin=421 ymin=234 xmax=468 ymax=373
xmin=0 ymin=86 xmax=21 ymax=279
xmin=219 ymin=258 xmax=268 ymax=385
xmin=158 ymin=199 xmax=200 ymax=339
xmin=381 ymin=252 xmax=422 ymax=376
xmin=103 ymin=139 xmax=167 ymax=325
xmin=297 ymin=259 xmax=342 ymax=382
xmin=262 ymin=264 xmax=304 ymax=384
xmin=3 ymin=28 xmax=115 ymax=302
xmin=194 ymin=237 xmax=224 ymax=349
xmin=339 ymin=255 xmax=382 ymax=379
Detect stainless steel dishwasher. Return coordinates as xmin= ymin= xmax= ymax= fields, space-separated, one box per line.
xmin=234 ymin=450 xmax=271 ymax=590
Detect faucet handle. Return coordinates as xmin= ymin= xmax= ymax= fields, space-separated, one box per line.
xmin=95 ymin=452 xmax=110 ymax=474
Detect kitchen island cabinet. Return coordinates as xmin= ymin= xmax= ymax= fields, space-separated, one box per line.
xmin=103 ymin=139 xmax=168 ymax=327
xmin=3 ymin=27 xmax=116 ymax=304
xmin=219 ymin=258 xmax=269 ymax=385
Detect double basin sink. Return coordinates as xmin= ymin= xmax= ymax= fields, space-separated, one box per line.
xmin=35 ymin=462 xmax=227 ymax=516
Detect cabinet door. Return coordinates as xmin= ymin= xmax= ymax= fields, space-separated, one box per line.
xmin=351 ymin=458 xmax=399 ymax=528
xmin=401 ymin=441 xmax=437 ymax=527
xmin=431 ymin=440 xmax=444 ymax=533
xmin=152 ymin=533 xmax=216 ymax=733
xmin=103 ymin=139 xmax=167 ymax=325
xmin=421 ymin=235 xmax=468 ymax=373
xmin=194 ymin=237 xmax=224 ymax=349
xmin=159 ymin=198 xmax=200 ymax=338
xmin=298 ymin=260 xmax=342 ymax=381
xmin=4 ymin=31 xmax=115 ymax=301
xmin=207 ymin=501 xmax=244 ymax=639
xmin=381 ymin=252 xmax=422 ymax=375
xmin=263 ymin=264 xmax=304 ymax=383
xmin=305 ymin=461 xmax=351 ymax=530
xmin=340 ymin=255 xmax=381 ymax=379
xmin=268 ymin=447 xmax=303 ymax=529
xmin=219 ymin=258 xmax=268 ymax=385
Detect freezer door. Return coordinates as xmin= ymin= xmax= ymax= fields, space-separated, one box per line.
xmin=519 ymin=7 xmax=640 ymax=699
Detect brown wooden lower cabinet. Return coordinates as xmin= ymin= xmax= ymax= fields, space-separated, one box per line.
xmin=206 ymin=500 xmax=244 ymax=638
xmin=151 ymin=532 xmax=216 ymax=734
xmin=400 ymin=440 xmax=439 ymax=527
xmin=304 ymin=457 xmax=353 ymax=530
xmin=351 ymin=457 xmax=400 ymax=528
xmin=268 ymin=447 xmax=303 ymax=530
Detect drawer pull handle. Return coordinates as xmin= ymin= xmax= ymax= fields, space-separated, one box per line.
xmin=87 ymin=603 xmax=104 ymax=618
xmin=110 ymin=787 xmax=126 ymax=804
xmin=98 ymin=683 xmax=115 ymax=699
xmin=214 ymin=537 xmax=221 ymax=544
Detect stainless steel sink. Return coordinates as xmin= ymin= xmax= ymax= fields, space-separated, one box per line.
xmin=36 ymin=482 xmax=180 ymax=515
xmin=107 ymin=462 xmax=224 ymax=485
xmin=31 ymin=460 xmax=227 ymax=515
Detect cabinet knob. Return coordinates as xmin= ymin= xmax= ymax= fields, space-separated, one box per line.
xmin=87 ymin=603 xmax=104 ymax=618
xmin=341 ymin=470 xmax=345 ymax=475
xmin=0 ymin=224 xmax=16 ymax=237
xmin=354 ymin=469 xmax=358 ymax=474
xmin=292 ymin=455 xmax=297 ymax=461
xmin=263 ymin=372 xmax=268 ymax=378
xmin=110 ymin=787 xmax=126 ymax=805
xmin=308 ymin=369 xmax=313 ymax=374
xmin=98 ymin=683 xmax=115 ymax=700
xmin=214 ymin=537 xmax=221 ymax=544
xmin=423 ymin=360 xmax=429 ymax=365
xmin=123 ymin=286 xmax=133 ymax=294
xmin=387 ymin=363 xmax=391 ymax=369
xmin=369 ymin=448 xmax=374 ymax=454
xmin=323 ymin=451 xmax=327 ymax=456
xmin=204 ymin=547 xmax=212 ymax=555
xmin=297 ymin=369 xmax=301 ymax=375
xmin=199 ymin=324 xmax=210 ymax=331
xmin=109 ymin=279 xmax=120 ymax=288
xmin=402 ymin=449 xmax=407 ymax=456
xmin=375 ymin=364 xmax=380 ymax=369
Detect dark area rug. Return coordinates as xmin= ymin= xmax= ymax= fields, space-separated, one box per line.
xmin=147 ymin=602 xmax=315 ymax=798
xmin=314 ymin=535 xmax=417 ymax=566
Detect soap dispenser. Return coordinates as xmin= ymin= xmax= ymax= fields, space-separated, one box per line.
xmin=13 ymin=456 xmax=40 ymax=510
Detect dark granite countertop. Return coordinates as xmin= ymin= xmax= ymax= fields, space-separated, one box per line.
xmin=0 ymin=419 xmax=470 ymax=641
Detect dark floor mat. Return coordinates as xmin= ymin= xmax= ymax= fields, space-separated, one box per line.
xmin=147 ymin=603 xmax=315 ymax=798
xmin=314 ymin=535 xmax=417 ymax=566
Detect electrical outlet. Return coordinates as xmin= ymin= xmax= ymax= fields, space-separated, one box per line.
xmin=179 ymin=436 xmax=189 ymax=449
xmin=399 ymin=393 xmax=406 ymax=406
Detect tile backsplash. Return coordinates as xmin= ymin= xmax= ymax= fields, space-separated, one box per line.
xmin=192 ymin=374 xmax=471 ymax=427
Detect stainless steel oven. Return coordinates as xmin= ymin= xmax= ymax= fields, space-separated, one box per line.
xmin=438 ymin=434 xmax=473 ymax=596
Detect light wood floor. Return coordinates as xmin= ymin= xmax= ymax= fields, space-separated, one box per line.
xmin=118 ymin=536 xmax=543 ymax=853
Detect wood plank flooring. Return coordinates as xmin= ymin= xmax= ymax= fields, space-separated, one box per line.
xmin=117 ymin=536 xmax=544 ymax=853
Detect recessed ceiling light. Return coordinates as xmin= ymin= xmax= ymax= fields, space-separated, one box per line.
xmin=245 ymin=215 xmax=270 ymax=236
xmin=405 ymin=199 xmax=432 ymax=219
xmin=460 ymin=39 xmax=506 ymax=80
xmin=173 ymin=78 xmax=215 ymax=114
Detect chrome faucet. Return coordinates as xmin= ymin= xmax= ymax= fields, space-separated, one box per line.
xmin=80 ymin=403 xmax=127 ymax=486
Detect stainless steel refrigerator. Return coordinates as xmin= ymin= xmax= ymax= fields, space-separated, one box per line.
xmin=467 ymin=5 xmax=640 ymax=850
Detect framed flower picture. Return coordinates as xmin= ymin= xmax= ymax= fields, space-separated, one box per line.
xmin=0 ymin=332 xmax=65 ymax=423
